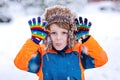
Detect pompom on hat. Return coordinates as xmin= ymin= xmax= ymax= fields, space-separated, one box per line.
xmin=43 ymin=5 xmax=77 ymax=50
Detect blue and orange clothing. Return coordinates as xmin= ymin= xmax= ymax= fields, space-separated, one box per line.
xmin=14 ymin=36 xmax=108 ymax=80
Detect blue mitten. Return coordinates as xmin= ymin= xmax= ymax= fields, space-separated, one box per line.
xmin=28 ymin=17 xmax=50 ymax=44
xmin=74 ymin=16 xmax=92 ymax=40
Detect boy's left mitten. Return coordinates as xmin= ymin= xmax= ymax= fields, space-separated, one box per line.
xmin=74 ymin=16 xmax=92 ymax=40
xmin=28 ymin=17 xmax=50 ymax=44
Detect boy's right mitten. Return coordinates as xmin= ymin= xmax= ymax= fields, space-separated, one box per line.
xmin=28 ymin=17 xmax=50 ymax=44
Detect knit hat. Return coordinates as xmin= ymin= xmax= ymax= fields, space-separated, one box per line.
xmin=44 ymin=5 xmax=76 ymax=29
xmin=43 ymin=5 xmax=76 ymax=50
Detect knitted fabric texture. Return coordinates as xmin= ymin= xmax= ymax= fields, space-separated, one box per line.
xmin=44 ymin=6 xmax=76 ymax=29
xmin=74 ymin=17 xmax=91 ymax=39
xmin=43 ymin=6 xmax=77 ymax=50
xmin=28 ymin=17 xmax=50 ymax=44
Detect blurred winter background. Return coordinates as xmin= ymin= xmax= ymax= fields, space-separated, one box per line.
xmin=0 ymin=0 xmax=120 ymax=80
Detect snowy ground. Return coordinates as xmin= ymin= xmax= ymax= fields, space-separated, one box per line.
xmin=0 ymin=1 xmax=120 ymax=80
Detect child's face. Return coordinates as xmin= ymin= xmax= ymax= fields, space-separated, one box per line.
xmin=50 ymin=24 xmax=68 ymax=50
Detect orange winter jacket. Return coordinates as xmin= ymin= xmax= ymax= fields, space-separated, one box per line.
xmin=14 ymin=36 xmax=108 ymax=80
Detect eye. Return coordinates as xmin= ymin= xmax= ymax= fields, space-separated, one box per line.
xmin=62 ymin=32 xmax=68 ymax=34
xmin=51 ymin=32 xmax=56 ymax=34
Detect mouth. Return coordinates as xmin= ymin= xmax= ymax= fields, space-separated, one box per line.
xmin=55 ymin=43 xmax=62 ymax=46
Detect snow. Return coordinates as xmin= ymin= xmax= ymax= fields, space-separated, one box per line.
xmin=0 ymin=1 xmax=120 ymax=80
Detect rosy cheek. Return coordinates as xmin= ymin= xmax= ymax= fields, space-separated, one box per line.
xmin=50 ymin=36 xmax=55 ymax=41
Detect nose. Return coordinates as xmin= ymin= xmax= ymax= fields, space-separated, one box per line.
xmin=56 ymin=33 xmax=61 ymax=40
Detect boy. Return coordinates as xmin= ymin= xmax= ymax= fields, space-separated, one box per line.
xmin=14 ymin=6 xmax=108 ymax=80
